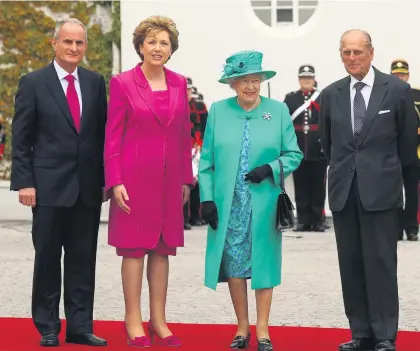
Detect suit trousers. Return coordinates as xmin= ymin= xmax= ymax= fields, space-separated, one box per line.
xmin=31 ymin=196 xmax=101 ymax=336
xmin=401 ymin=165 xmax=419 ymax=235
xmin=332 ymin=173 xmax=399 ymax=342
xmin=183 ymin=183 xmax=201 ymax=223
xmin=293 ymin=159 xmax=327 ymax=226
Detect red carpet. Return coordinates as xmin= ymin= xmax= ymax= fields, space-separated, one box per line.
xmin=0 ymin=318 xmax=419 ymax=351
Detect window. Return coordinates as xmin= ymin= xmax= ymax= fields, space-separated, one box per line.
xmin=251 ymin=0 xmax=318 ymax=28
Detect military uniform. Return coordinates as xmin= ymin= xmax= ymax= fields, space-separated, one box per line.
xmin=183 ymin=78 xmax=208 ymax=228
xmin=190 ymin=98 xmax=208 ymax=146
xmin=390 ymin=59 xmax=419 ymax=241
xmin=284 ymin=65 xmax=327 ymax=231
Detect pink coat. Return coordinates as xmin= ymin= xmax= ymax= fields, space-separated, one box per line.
xmin=104 ymin=65 xmax=193 ymax=249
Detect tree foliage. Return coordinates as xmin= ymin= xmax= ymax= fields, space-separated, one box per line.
xmin=0 ymin=1 xmax=120 ymax=168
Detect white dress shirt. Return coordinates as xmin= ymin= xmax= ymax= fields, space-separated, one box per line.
xmin=349 ymin=65 xmax=375 ymax=132
xmin=53 ymin=60 xmax=83 ymax=116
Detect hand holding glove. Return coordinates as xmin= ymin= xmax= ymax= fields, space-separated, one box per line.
xmin=201 ymin=201 xmax=218 ymax=230
xmin=244 ymin=164 xmax=273 ymax=184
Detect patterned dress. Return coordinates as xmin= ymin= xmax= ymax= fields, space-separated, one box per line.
xmin=221 ymin=119 xmax=252 ymax=278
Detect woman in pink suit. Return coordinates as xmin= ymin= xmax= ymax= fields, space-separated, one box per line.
xmin=104 ymin=15 xmax=193 ymax=347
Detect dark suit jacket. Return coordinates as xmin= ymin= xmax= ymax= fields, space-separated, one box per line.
xmin=10 ymin=62 xmax=107 ymax=208
xmin=319 ymin=67 xmax=418 ymax=212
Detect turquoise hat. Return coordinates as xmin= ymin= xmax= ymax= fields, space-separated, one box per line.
xmin=218 ymin=50 xmax=276 ymax=84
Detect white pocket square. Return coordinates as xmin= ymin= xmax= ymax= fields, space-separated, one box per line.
xmin=378 ymin=110 xmax=390 ymax=114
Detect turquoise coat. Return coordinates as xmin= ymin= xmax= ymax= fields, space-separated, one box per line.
xmin=198 ymin=96 xmax=303 ymax=290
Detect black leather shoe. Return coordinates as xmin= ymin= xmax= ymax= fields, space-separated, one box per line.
xmin=191 ymin=219 xmax=206 ymax=226
xmin=339 ymin=338 xmax=375 ymax=351
xmin=65 ymin=333 xmax=107 ymax=346
xmin=312 ymin=224 xmax=325 ymax=232
xmin=293 ymin=224 xmax=311 ymax=232
xmin=374 ymin=340 xmax=395 ymax=351
xmin=40 ymin=334 xmax=59 ymax=347
xmin=407 ymin=233 xmax=418 ymax=241
xmin=257 ymin=338 xmax=273 ymax=351
xmin=230 ymin=332 xmax=250 ymax=349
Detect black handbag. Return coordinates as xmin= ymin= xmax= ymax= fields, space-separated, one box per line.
xmin=276 ymin=161 xmax=296 ymax=231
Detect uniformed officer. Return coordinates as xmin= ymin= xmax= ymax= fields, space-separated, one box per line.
xmin=183 ymin=78 xmax=208 ymax=229
xmin=284 ymin=65 xmax=327 ymax=232
xmin=390 ymin=59 xmax=419 ymax=241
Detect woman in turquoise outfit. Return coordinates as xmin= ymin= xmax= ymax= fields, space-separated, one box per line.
xmin=198 ymin=51 xmax=303 ymax=351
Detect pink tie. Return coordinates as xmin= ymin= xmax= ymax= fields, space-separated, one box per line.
xmin=65 ymin=75 xmax=81 ymax=132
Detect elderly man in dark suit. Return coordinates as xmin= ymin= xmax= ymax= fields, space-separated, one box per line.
xmin=319 ymin=29 xmax=418 ymax=351
xmin=11 ymin=18 xmax=107 ymax=347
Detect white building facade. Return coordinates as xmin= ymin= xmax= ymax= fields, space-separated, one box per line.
xmin=121 ymin=0 xmax=420 ymax=102
xmin=119 ymin=0 xmax=420 ymax=215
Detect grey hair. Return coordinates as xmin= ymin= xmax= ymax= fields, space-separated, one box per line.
xmin=339 ymin=29 xmax=372 ymax=50
xmin=53 ymin=18 xmax=88 ymax=42
xmin=227 ymin=73 xmax=267 ymax=89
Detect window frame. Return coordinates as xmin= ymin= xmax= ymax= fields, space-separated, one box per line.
xmin=251 ymin=0 xmax=318 ymax=27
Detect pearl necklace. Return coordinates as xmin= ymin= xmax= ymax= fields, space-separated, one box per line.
xmin=238 ymin=96 xmax=260 ymax=112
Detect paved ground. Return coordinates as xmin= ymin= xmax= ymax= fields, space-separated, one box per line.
xmin=0 ymin=220 xmax=419 ymax=331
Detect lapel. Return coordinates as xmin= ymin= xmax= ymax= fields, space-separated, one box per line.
xmin=165 ymin=67 xmax=180 ymax=128
xmin=78 ymin=67 xmax=91 ymax=133
xmin=357 ymin=68 xmax=388 ymax=146
xmin=336 ymin=76 xmax=355 ymax=145
xmin=225 ymin=97 xmax=247 ymax=175
xmin=133 ymin=64 xmax=180 ymax=128
xmin=44 ymin=63 xmax=78 ymax=133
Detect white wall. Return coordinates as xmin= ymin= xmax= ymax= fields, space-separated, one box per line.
xmin=121 ymin=0 xmax=420 ymax=105
xmin=120 ymin=0 xmax=420 ymax=216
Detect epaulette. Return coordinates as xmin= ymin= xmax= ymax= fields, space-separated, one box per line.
xmin=285 ymin=91 xmax=298 ymax=97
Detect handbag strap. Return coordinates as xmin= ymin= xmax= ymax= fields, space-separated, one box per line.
xmin=279 ymin=160 xmax=285 ymax=193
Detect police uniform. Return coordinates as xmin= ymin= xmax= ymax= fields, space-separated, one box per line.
xmin=391 ymin=59 xmax=419 ymax=241
xmin=284 ymin=65 xmax=327 ymax=231
xmin=183 ymin=78 xmax=208 ymax=228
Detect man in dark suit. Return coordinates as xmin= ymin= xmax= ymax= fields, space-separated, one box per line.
xmin=319 ymin=30 xmax=418 ymax=351
xmin=11 ymin=18 xmax=107 ymax=347
xmin=390 ymin=59 xmax=420 ymax=241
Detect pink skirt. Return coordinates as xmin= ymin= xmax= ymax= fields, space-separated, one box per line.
xmin=116 ymin=237 xmax=177 ymax=258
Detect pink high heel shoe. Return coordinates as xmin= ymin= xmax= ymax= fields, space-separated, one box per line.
xmin=124 ymin=323 xmax=151 ymax=348
xmin=147 ymin=320 xmax=181 ymax=347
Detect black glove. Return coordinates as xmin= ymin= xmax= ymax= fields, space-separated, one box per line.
xmin=244 ymin=164 xmax=273 ymax=183
xmin=201 ymin=201 xmax=218 ymax=230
